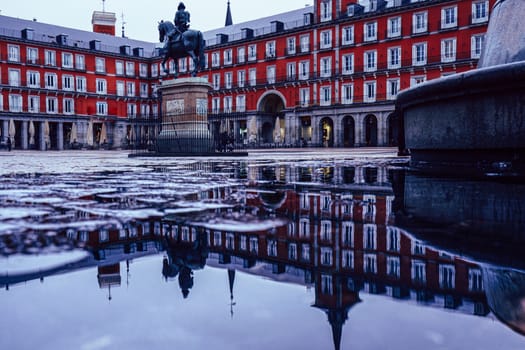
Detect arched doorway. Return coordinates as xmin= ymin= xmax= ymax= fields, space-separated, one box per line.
xmin=258 ymin=92 xmax=286 ymax=145
xmin=320 ymin=117 xmax=334 ymax=147
xmin=343 ymin=116 xmax=355 ymax=147
xmin=259 ymin=93 xmax=285 ymax=113
xmin=387 ymin=113 xmax=399 ymax=146
xmin=364 ymin=114 xmax=378 ymax=146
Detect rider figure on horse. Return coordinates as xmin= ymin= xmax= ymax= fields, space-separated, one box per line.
xmin=174 ymin=2 xmax=190 ymax=38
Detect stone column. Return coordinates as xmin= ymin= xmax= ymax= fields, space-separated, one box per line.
xmin=354 ymin=114 xmax=364 ymax=147
xmin=2 ymin=120 xmax=8 ymax=142
xmin=39 ymin=121 xmax=46 ymax=151
xmin=157 ymin=78 xmax=213 ymax=154
xmin=377 ymin=112 xmax=388 ymax=147
xmin=21 ymin=120 xmax=28 ymax=150
xmin=57 ymin=122 xmax=64 ymax=151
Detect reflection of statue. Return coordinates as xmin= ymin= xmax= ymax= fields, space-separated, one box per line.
xmin=179 ymin=266 xmax=194 ymax=298
xmin=174 ymin=2 xmax=190 ymax=34
xmin=483 ymin=266 xmax=525 ymax=335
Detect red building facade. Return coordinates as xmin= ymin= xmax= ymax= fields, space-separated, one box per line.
xmin=197 ymin=0 xmax=494 ymax=147
xmin=0 ymin=0 xmax=494 ymax=151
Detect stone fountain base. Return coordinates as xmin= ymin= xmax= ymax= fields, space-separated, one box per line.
xmin=397 ymin=61 xmax=525 ymax=176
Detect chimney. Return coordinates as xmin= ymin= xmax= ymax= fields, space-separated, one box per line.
xmin=92 ymin=11 xmax=117 ymax=35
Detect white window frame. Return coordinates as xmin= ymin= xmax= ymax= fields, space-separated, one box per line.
xmin=96 ymin=78 xmax=107 ymax=95
xmin=249 ymin=68 xmax=257 ymax=86
xmin=387 ymin=256 xmax=401 ymax=278
xmin=62 ymin=52 xmax=73 ymax=69
xmin=266 ymin=41 xmax=276 ymax=59
xmin=411 ymin=260 xmax=426 ymax=284
xmin=8 ymin=45 xmax=20 ymax=62
xmin=45 ymin=73 xmax=58 ymax=90
xmin=472 ymin=1 xmax=489 ymax=24
xmin=341 ymin=26 xmax=354 ymax=45
xmin=75 ymin=54 xmax=85 ymax=70
xmin=320 ymin=57 xmax=332 ymax=77
xmin=236 ymin=95 xmax=246 ymax=112
xmin=127 ymin=103 xmax=136 ymax=118
xmin=300 ymin=88 xmax=310 ymax=107
xmin=139 ymin=63 xmax=148 ymax=78
xmin=300 ymin=35 xmax=310 ymax=53
xmin=441 ymin=6 xmax=458 ymax=29
xmin=46 ymin=96 xmax=58 ymax=114
xmin=9 ymin=69 xmax=21 ymax=87
xmin=364 ymin=21 xmax=378 ymax=42
xmin=125 ymin=61 xmax=135 ymax=76
xmin=238 ymin=70 xmax=246 ymax=88
xmin=62 ymin=75 xmax=74 ymax=91
xmin=225 ymin=72 xmax=233 ymax=89
xmin=441 ymin=38 xmax=457 ymax=63
xmin=299 ymin=61 xmax=310 ymax=80
xmin=28 ymin=95 xmax=40 ymax=113
xmin=76 ymin=76 xmax=87 ymax=92
xmin=387 ymin=78 xmax=400 ymax=100
xmin=224 ymin=49 xmax=233 ymax=65
xmin=320 ymin=30 xmax=332 ymax=49
xmin=471 ymin=34 xmax=485 ymax=59
xmin=342 ymin=54 xmax=354 ymax=75
xmin=413 ymin=11 xmax=428 ymax=34
xmin=341 ymin=84 xmax=353 ymax=105
xmin=320 ymin=0 xmax=332 ymax=22
xmin=364 ymin=81 xmax=377 ymax=103
xmin=439 ymin=264 xmax=456 ymax=289
xmin=287 ymin=63 xmax=296 ymax=80
xmin=320 ymin=86 xmax=331 ymax=106
xmin=126 ymin=82 xmax=135 ymax=97
xmin=27 ymin=47 xmax=38 ymax=64
xmin=211 ymin=51 xmax=220 ymax=67
xmin=364 ymin=50 xmax=377 ymax=72
xmin=212 ymin=97 xmax=220 ymax=113
xmin=364 ymin=253 xmax=377 ymax=274
xmin=115 ymin=60 xmax=125 ymax=75
xmin=387 ymin=16 xmax=401 ymax=38
xmin=63 ymin=98 xmax=74 ymax=115
xmin=248 ymin=45 xmax=257 ymax=61
xmin=267 ymin=66 xmax=276 ymax=84
xmin=224 ymin=96 xmax=233 ymax=113
xmin=412 ymin=42 xmax=427 ymax=66
xmin=116 ymin=81 xmax=125 ymax=97
xmin=237 ymin=47 xmax=246 ymax=63
xmin=26 ymin=71 xmax=40 ymax=88
xmin=9 ymin=94 xmax=22 ymax=112
xmin=213 ymin=74 xmax=221 ymax=90
xmin=45 ymin=50 xmax=56 ymax=66
xmin=287 ymin=37 xmax=296 ymax=55
xmin=95 ymin=57 xmax=105 ymax=73
xmin=388 ymin=47 xmax=401 ymax=69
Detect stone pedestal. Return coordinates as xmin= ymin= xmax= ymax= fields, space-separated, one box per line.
xmin=157 ymin=77 xmax=214 ymax=154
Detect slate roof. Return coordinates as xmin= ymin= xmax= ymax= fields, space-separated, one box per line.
xmin=0 ymin=5 xmax=314 ymax=56
xmin=0 ymin=14 xmax=159 ymax=57
xmin=203 ymin=6 xmax=314 ymax=45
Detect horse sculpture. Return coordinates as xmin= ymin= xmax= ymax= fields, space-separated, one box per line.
xmin=158 ymin=20 xmax=206 ymax=78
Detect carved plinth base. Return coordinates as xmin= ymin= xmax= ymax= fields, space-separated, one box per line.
xmin=157 ymin=77 xmax=214 ymax=154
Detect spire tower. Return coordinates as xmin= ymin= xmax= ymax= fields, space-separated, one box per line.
xmin=225 ymin=1 xmax=233 ymax=26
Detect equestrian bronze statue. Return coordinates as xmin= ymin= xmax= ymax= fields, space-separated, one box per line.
xmin=158 ymin=3 xmax=206 ymax=78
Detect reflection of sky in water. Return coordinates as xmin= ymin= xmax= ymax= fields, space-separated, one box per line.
xmin=1 ymin=256 xmax=523 ymax=350
xmin=0 ymin=151 xmax=525 ymax=349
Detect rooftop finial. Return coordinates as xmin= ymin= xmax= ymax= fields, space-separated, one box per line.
xmin=121 ymin=12 xmax=127 ymax=38
xmin=102 ymin=0 xmax=106 ymax=12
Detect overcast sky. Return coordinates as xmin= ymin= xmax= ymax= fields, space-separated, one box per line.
xmin=0 ymin=0 xmax=313 ymax=42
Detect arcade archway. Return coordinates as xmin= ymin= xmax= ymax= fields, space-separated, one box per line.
xmin=320 ymin=117 xmax=334 ymax=147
